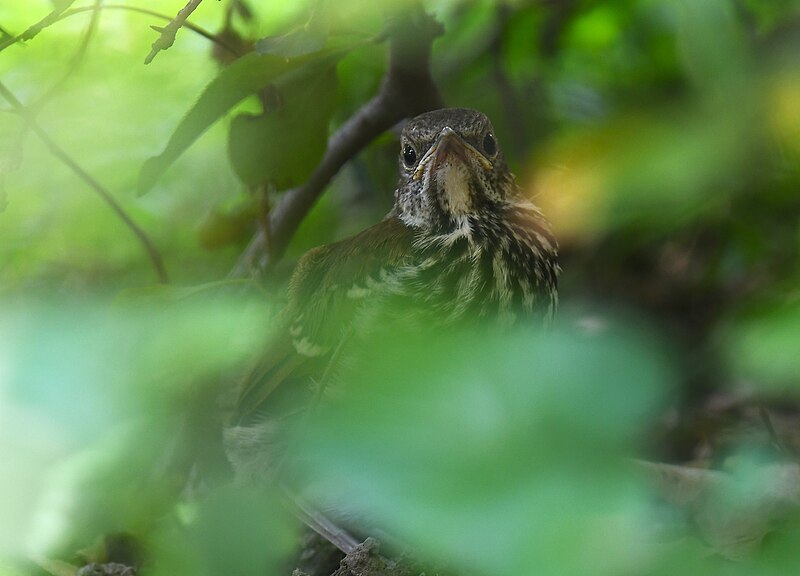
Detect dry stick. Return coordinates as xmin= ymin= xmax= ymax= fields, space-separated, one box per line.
xmin=230 ymin=7 xmax=445 ymax=278
xmin=0 ymin=82 xmax=170 ymax=284
xmin=144 ymin=0 xmax=205 ymax=64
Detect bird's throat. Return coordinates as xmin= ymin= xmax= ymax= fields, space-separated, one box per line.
xmin=434 ymin=160 xmax=472 ymax=216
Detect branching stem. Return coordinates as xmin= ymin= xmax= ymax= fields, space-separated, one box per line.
xmin=144 ymin=0 xmax=205 ymax=64
xmin=0 ymin=4 xmax=239 ymax=57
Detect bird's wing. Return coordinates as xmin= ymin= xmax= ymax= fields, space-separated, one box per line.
xmin=286 ymin=216 xmax=415 ymax=353
xmin=234 ymin=216 xmax=415 ymax=420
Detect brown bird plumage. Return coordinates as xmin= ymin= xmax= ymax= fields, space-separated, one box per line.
xmin=235 ymin=108 xmax=559 ymax=419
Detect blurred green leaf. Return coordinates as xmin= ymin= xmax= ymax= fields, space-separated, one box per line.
xmin=228 ymin=65 xmax=337 ymax=188
xmin=567 ymin=4 xmax=622 ymax=53
xmin=723 ymin=302 xmax=800 ymax=391
xmin=30 ymin=557 xmax=77 ymax=576
xmin=256 ymin=29 xmax=327 ymax=57
xmin=605 ymin=110 xmax=748 ymax=230
xmin=740 ymin=0 xmax=800 ymax=34
xmin=115 ymin=279 xmax=261 ymax=303
xmin=674 ymin=0 xmax=750 ymax=93
xmin=3 ymin=299 xmax=271 ymax=422
xmin=25 ymin=422 xmax=180 ymax=558
xmin=759 ymin=513 xmax=800 ymax=572
xmin=197 ymin=197 xmax=259 ymax=250
xmin=0 ymin=297 xmax=273 ymax=556
xmin=138 ymin=47 xmax=351 ymax=196
xmin=0 ymin=398 xmax=69 ymax=557
xmin=297 ymin=317 xmax=673 ymax=576
xmin=147 ymin=485 xmax=296 ymax=576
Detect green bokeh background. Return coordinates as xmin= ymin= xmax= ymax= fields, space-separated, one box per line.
xmin=1 ymin=0 xmax=799 ymax=574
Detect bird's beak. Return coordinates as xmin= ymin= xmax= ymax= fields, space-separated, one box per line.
xmin=413 ymin=127 xmax=492 ymax=181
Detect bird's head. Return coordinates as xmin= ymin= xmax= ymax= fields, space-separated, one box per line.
xmin=394 ymin=108 xmax=515 ymax=231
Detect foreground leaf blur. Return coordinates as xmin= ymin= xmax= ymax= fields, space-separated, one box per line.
xmin=297 ymin=318 xmax=672 ymax=575
xmin=1 ymin=0 xmax=799 ymax=575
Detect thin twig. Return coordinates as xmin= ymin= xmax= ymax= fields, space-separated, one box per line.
xmin=144 ymin=0 xmax=205 ymax=64
xmin=0 ymin=4 xmax=239 ymax=57
xmin=0 ymin=81 xmax=170 ymax=283
xmin=279 ymin=483 xmax=360 ymax=555
xmin=230 ymin=7 xmax=444 ymax=277
xmin=16 ymin=0 xmax=78 ymax=43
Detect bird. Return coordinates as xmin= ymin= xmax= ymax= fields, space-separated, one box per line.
xmin=234 ymin=107 xmax=559 ymax=421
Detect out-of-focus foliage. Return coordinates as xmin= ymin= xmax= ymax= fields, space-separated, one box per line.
xmin=724 ymin=302 xmax=800 ymax=392
xmin=297 ymin=319 xmax=673 ymax=576
xmin=1 ymin=0 xmax=799 ymax=575
xmin=0 ymin=295 xmax=277 ymax=561
xmin=146 ymin=485 xmax=296 ymax=576
xmin=227 ymin=62 xmax=338 ymax=188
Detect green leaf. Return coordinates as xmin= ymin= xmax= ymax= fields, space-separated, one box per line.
xmin=724 ymin=301 xmax=800 ymax=391
xmin=296 ymin=318 xmax=673 ymax=576
xmin=147 ymin=485 xmax=296 ymax=576
xmin=674 ymin=0 xmax=749 ymax=91
xmin=1 ymin=299 xmax=270 ymax=442
xmin=0 ymin=298 xmax=273 ymax=555
xmin=137 ymin=47 xmax=351 ymax=196
xmin=115 ymin=278 xmax=261 ymax=302
xmin=197 ymin=198 xmax=258 ymax=250
xmin=227 ymin=65 xmax=337 ymax=188
xmin=256 ymin=29 xmax=328 ymax=58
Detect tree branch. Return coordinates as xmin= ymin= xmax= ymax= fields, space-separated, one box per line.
xmin=0 ymin=81 xmax=170 ymax=283
xmin=144 ymin=0 xmax=205 ymax=64
xmin=230 ymin=7 xmax=444 ymax=277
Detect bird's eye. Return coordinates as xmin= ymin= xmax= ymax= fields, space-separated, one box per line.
xmin=402 ymin=144 xmax=417 ymax=167
xmin=483 ymin=132 xmax=497 ymax=156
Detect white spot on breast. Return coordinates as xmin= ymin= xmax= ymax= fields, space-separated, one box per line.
xmin=293 ymin=337 xmax=326 ymax=357
xmin=347 ymin=284 xmax=370 ymax=299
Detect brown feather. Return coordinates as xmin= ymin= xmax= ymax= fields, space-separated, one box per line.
xmin=234 ymin=217 xmax=415 ymax=421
